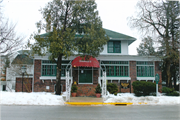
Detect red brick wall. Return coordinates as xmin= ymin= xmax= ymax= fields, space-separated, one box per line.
xmin=155 ymin=61 xmax=162 ymax=92
xmin=130 ymin=61 xmax=137 ymax=93
xmin=107 ymin=80 xmax=131 ymax=93
xmin=76 ymin=84 xmax=97 ymax=97
xmin=71 ymin=68 xmax=99 ymax=96
xmin=16 ymin=78 xmax=32 ymax=92
xmin=32 ymin=60 xmax=162 ymax=95
xmin=120 ymin=80 xmax=131 ymax=93
xmin=33 ymin=60 xmax=62 ymax=92
xmin=34 ymin=60 xmax=42 ymax=92
xmin=93 ymin=69 xmax=99 ymax=84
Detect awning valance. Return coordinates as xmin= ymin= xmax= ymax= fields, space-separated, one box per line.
xmin=71 ymin=56 xmax=100 ymax=68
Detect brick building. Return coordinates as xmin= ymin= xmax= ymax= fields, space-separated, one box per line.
xmin=9 ymin=29 xmax=162 ymax=96
xmin=32 ymin=29 xmax=162 ymax=96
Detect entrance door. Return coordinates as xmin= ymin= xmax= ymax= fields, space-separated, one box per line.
xmin=79 ymin=69 xmax=92 ymax=83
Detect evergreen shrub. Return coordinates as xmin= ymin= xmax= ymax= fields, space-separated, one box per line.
xmin=95 ymin=84 xmax=102 ymax=93
xmin=162 ymin=87 xmax=179 ymax=96
xmin=132 ymin=81 xmax=156 ymax=96
xmin=107 ymin=83 xmax=118 ymax=94
xmin=71 ymin=85 xmax=77 ymax=93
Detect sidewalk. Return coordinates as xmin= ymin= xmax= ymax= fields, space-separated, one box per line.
xmin=64 ymin=97 xmax=133 ymax=106
xmin=69 ymin=97 xmax=103 ymax=102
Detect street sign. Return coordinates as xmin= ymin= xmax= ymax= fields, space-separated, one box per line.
xmin=155 ymin=73 xmax=159 ymax=84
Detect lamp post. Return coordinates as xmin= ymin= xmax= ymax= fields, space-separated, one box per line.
xmin=21 ymin=66 xmax=26 ymax=92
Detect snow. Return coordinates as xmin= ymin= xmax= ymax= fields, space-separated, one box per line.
xmin=0 ymin=91 xmax=65 ymax=105
xmin=0 ymin=91 xmax=179 ymax=105
xmin=105 ymin=93 xmax=180 ymax=105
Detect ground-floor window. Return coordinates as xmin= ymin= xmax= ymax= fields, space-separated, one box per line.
xmin=136 ymin=61 xmax=154 ymax=77
xmin=101 ymin=61 xmax=129 ymax=77
xmin=41 ymin=60 xmax=69 ymax=77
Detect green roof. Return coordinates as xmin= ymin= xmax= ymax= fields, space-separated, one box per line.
xmin=12 ymin=54 xmax=33 ymax=65
xmin=103 ymin=29 xmax=136 ymax=45
xmin=39 ymin=28 xmax=136 ymax=45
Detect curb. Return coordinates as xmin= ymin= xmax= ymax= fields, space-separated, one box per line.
xmin=65 ymin=102 xmax=134 ymax=106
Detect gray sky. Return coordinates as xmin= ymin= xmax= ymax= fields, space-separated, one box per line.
xmin=2 ymin=0 xmax=140 ymax=55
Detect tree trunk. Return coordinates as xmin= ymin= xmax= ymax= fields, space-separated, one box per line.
xmin=173 ymin=72 xmax=177 ymax=90
xmin=166 ymin=61 xmax=171 ymax=88
xmin=55 ymin=54 xmax=62 ymax=95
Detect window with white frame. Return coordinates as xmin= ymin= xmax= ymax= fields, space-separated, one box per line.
xmin=41 ymin=60 xmax=69 ymax=77
xmin=108 ymin=41 xmax=121 ymax=53
xmin=136 ymin=61 xmax=154 ymax=77
xmin=101 ymin=61 xmax=129 ymax=77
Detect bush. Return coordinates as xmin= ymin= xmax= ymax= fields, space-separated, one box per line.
xmin=162 ymin=87 xmax=179 ymax=96
xmin=71 ymin=85 xmax=77 ymax=93
xmin=162 ymin=87 xmax=173 ymax=94
xmin=107 ymin=83 xmax=118 ymax=94
xmin=95 ymin=84 xmax=102 ymax=93
xmin=168 ymin=91 xmax=179 ymax=96
xmin=132 ymin=81 xmax=156 ymax=96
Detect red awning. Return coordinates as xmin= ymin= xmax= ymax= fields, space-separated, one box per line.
xmin=71 ymin=56 xmax=100 ymax=68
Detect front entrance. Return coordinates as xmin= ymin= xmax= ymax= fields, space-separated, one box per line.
xmin=79 ymin=68 xmax=92 ymax=83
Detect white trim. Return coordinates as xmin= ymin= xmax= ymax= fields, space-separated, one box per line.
xmin=97 ymin=55 xmax=160 ymax=61
xmin=34 ymin=54 xmax=160 ymax=61
xmin=78 ymin=83 xmax=93 ymax=85
xmin=39 ymin=76 xmax=71 ymax=80
xmin=15 ymin=76 xmax=33 ymax=78
xmin=136 ymin=77 xmax=155 ymax=81
xmin=99 ymin=77 xmax=131 ymax=81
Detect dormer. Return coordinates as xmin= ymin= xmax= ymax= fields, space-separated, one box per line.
xmin=100 ymin=29 xmax=136 ymax=55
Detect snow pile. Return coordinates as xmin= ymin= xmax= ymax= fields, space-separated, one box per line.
xmin=105 ymin=93 xmax=180 ymax=105
xmin=0 ymin=91 xmax=179 ymax=105
xmin=0 ymin=91 xmax=65 ymax=105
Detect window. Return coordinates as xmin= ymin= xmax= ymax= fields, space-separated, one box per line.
xmin=108 ymin=41 xmax=121 ymax=53
xmin=42 ymin=65 xmax=56 ymax=76
xmin=137 ymin=61 xmax=154 ymax=77
xmin=41 ymin=60 xmax=69 ymax=76
xmin=101 ymin=61 xmax=129 ymax=77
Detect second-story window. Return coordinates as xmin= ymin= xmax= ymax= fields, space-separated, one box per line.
xmin=108 ymin=41 xmax=121 ymax=53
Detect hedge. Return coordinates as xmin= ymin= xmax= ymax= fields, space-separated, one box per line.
xmin=132 ymin=81 xmax=156 ymax=96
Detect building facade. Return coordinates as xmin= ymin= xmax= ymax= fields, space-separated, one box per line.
xmin=12 ymin=29 xmax=162 ymax=96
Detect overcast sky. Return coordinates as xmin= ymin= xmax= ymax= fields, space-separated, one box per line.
xmin=2 ymin=0 xmax=141 ymax=55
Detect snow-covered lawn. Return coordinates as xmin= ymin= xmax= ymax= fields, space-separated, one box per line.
xmin=0 ymin=91 xmax=179 ymax=105
xmin=0 ymin=91 xmax=65 ymax=105
xmin=105 ymin=93 xmax=180 ymax=105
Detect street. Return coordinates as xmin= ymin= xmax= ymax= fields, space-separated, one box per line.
xmin=1 ymin=105 xmax=180 ymax=120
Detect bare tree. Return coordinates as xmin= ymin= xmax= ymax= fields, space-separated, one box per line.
xmin=128 ymin=0 xmax=179 ymax=88
xmin=0 ymin=0 xmax=24 ymax=55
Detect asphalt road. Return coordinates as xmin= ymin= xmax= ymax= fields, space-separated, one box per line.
xmin=1 ymin=105 xmax=180 ymax=120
